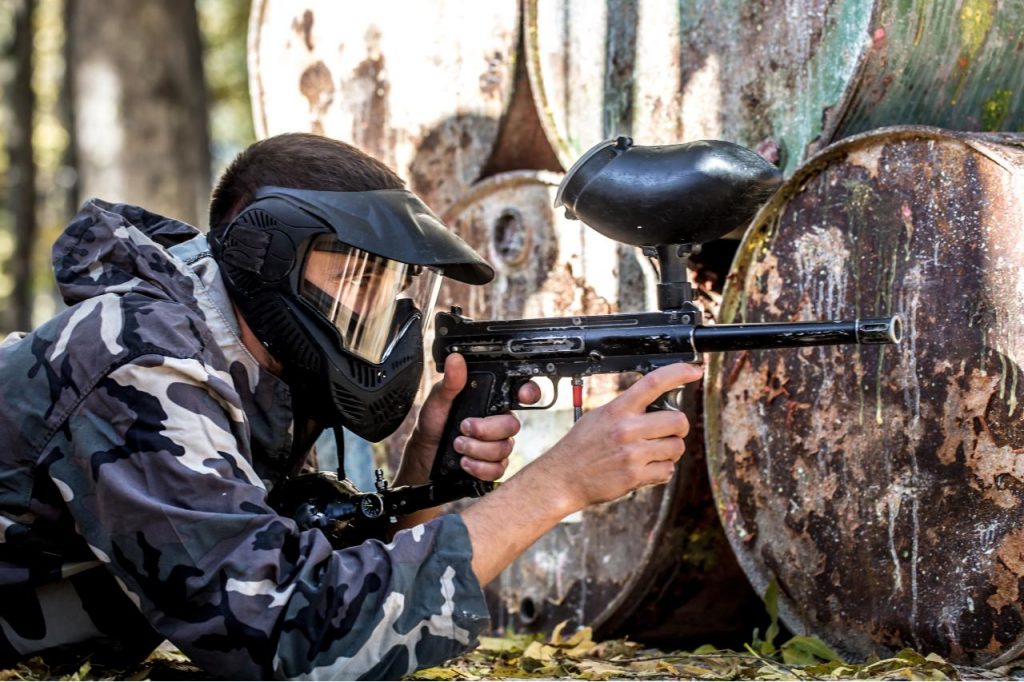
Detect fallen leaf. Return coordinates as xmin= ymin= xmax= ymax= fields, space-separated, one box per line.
xmin=588 ymin=639 xmax=641 ymax=660
xmin=574 ymin=659 xmax=627 ymax=680
xmin=780 ymin=634 xmax=842 ymax=665
xmin=410 ymin=667 xmax=463 ymax=680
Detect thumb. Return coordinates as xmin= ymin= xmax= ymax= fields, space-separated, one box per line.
xmin=432 ymin=352 xmax=468 ymax=405
xmin=415 ymin=353 xmax=468 ymax=445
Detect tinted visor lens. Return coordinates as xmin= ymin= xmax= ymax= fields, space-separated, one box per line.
xmin=300 ymin=235 xmax=441 ymax=364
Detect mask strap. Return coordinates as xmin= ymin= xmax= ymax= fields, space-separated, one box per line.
xmin=282 ymin=398 xmax=329 ymax=483
xmin=332 ymin=427 xmax=346 ymax=479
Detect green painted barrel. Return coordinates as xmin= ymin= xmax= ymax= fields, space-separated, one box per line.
xmin=526 ymin=0 xmax=1024 ymax=173
xmin=705 ymin=127 xmax=1024 ymax=665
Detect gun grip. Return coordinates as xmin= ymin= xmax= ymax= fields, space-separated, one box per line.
xmin=430 ymin=371 xmax=496 ymax=496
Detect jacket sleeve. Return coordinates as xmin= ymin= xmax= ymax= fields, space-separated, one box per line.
xmin=48 ymin=353 xmax=490 ymax=680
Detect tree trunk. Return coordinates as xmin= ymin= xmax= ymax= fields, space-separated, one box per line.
xmin=67 ymin=0 xmax=211 ymax=228
xmin=5 ymin=0 xmax=38 ymax=332
xmin=60 ymin=0 xmax=79 ymax=219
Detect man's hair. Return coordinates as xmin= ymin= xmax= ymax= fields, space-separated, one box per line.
xmin=208 ymin=133 xmax=405 ymax=228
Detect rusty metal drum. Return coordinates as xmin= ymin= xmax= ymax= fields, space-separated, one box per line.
xmin=526 ymin=0 xmax=1024 ymax=173
xmin=705 ymin=127 xmax=1024 ymax=665
xmin=248 ymin=0 xmax=519 ymax=211
xmin=436 ymin=171 xmax=762 ymax=643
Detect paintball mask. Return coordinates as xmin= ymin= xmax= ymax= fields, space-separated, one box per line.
xmin=210 ymin=186 xmax=493 ymax=442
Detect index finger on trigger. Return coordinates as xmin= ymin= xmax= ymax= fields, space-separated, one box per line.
xmin=618 ymin=363 xmax=703 ymax=413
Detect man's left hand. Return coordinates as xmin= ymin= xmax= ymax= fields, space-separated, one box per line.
xmin=399 ymin=353 xmax=540 ymax=484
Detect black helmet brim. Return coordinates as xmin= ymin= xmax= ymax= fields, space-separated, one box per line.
xmin=254 ymin=186 xmax=495 ymax=285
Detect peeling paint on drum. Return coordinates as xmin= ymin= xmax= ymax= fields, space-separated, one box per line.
xmin=706 ymin=127 xmax=1024 ymax=666
xmin=525 ymin=0 xmax=1024 ymax=175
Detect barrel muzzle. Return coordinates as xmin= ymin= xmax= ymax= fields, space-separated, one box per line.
xmin=856 ymin=316 xmax=902 ymax=345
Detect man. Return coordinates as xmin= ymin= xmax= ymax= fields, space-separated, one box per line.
xmin=0 ymin=133 xmax=699 ymax=678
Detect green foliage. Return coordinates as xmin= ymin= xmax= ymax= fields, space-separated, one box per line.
xmin=780 ymin=635 xmax=842 ymax=666
xmin=0 ymin=0 xmax=256 ymax=333
xmin=981 ymin=89 xmax=1013 ymax=131
xmin=754 ymin=579 xmax=781 ymax=656
xmin=196 ymin=0 xmax=256 ymax=176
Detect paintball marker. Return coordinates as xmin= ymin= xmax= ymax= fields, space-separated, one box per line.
xmin=272 ymin=137 xmax=902 ymax=548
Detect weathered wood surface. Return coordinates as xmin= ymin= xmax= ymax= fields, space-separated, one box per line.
xmin=526 ymin=0 xmax=1024 ymax=173
xmin=705 ymin=127 xmax=1024 ymax=665
xmin=248 ymin=0 xmax=520 ymax=211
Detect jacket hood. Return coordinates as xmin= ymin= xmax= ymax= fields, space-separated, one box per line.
xmin=53 ymin=199 xmax=203 ymax=306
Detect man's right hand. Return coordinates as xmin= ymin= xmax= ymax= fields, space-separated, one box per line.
xmin=461 ymin=361 xmax=704 ymax=586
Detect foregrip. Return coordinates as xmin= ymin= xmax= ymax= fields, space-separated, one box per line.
xmin=429 ymin=371 xmax=497 ymax=497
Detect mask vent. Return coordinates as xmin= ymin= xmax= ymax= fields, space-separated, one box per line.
xmin=245 ymin=294 xmax=320 ymax=373
xmin=369 ymin=386 xmax=417 ymax=428
xmin=349 ymin=359 xmax=383 ymax=389
xmin=240 ymin=209 xmax=277 ymax=229
xmin=276 ymin=323 xmax=320 ymax=372
xmin=347 ymin=352 xmax=419 ymax=389
xmin=331 ymin=383 xmax=367 ymax=423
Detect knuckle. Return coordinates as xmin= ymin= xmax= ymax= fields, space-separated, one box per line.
xmin=503 ymin=414 xmax=522 ymax=436
xmin=458 ymin=438 xmax=478 ymax=457
xmin=484 ymin=462 xmax=506 ymax=481
xmin=650 ymin=369 xmax=675 ymax=390
xmin=611 ymin=446 xmax=634 ymax=469
xmin=622 ymin=445 xmax=646 ymax=468
xmin=610 ymin=421 xmax=636 ymax=444
xmin=480 ymin=415 xmax=517 ymax=440
xmin=630 ymin=469 xmax=649 ymax=489
xmin=479 ymin=441 xmax=501 ymax=460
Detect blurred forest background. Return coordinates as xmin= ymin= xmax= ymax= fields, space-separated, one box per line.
xmin=0 ymin=0 xmax=254 ymax=334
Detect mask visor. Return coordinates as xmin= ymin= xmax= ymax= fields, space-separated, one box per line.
xmin=301 ymin=235 xmax=441 ymax=364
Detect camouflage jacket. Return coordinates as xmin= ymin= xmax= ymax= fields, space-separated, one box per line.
xmin=0 ymin=200 xmax=489 ymax=679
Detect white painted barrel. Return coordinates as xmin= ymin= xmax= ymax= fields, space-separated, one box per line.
xmin=248 ymin=0 xmax=520 ymax=211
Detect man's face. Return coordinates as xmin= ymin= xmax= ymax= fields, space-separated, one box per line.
xmin=299 ymin=235 xmax=438 ymax=364
xmin=303 ymin=248 xmax=398 ymax=319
